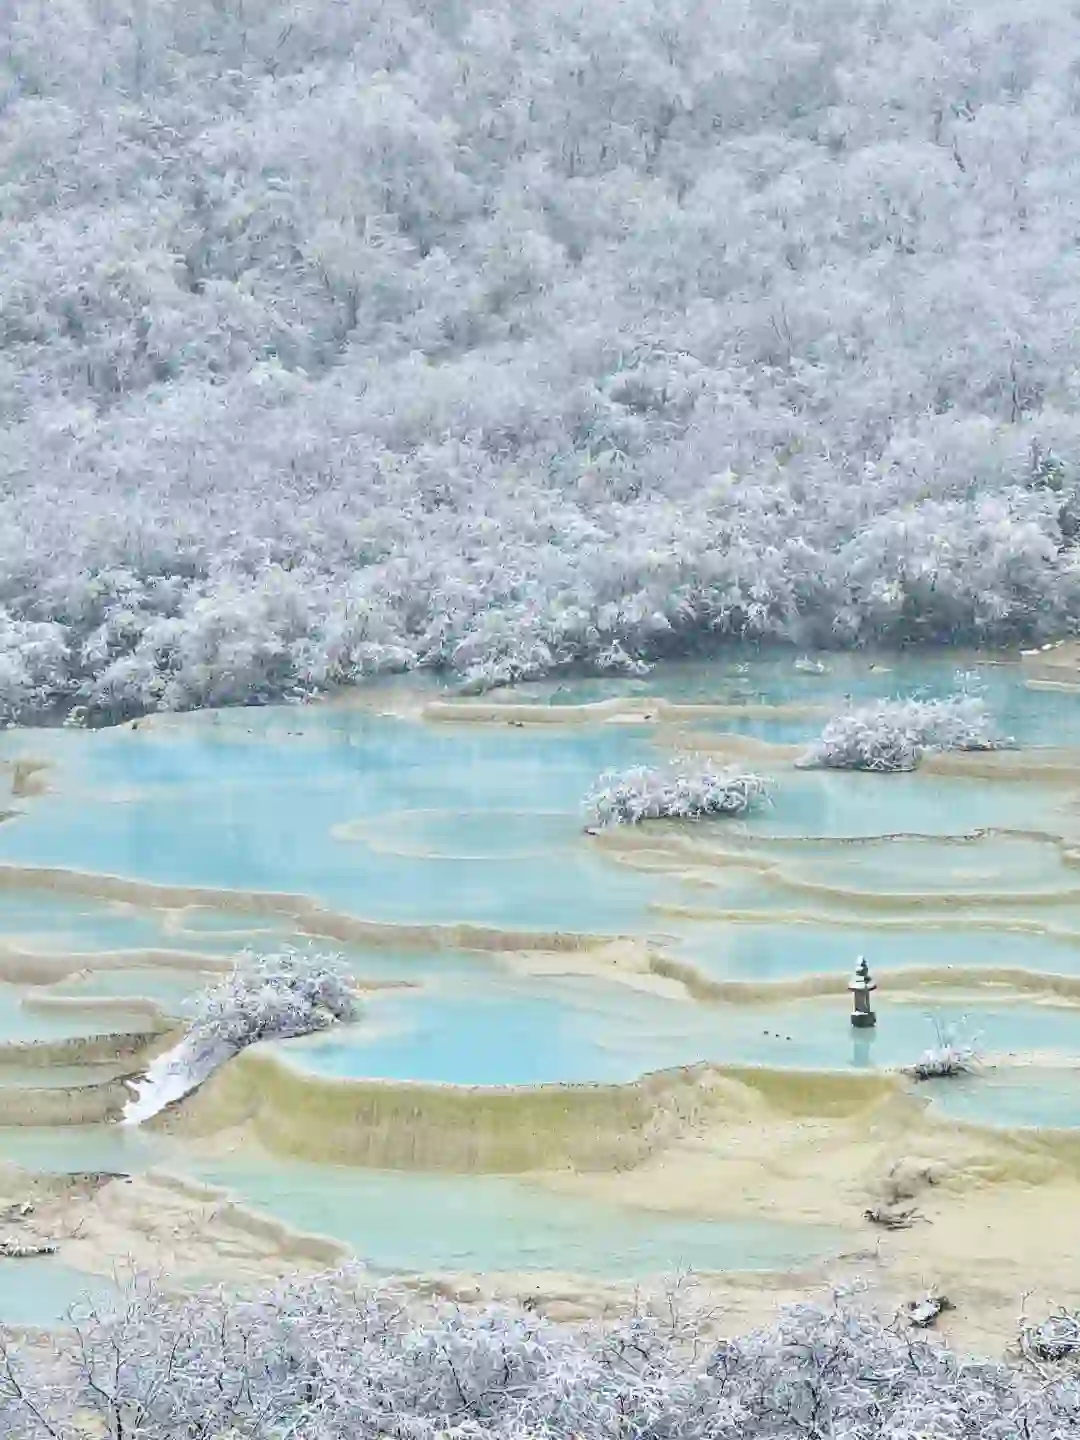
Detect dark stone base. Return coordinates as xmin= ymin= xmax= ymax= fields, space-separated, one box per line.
xmin=851 ymin=1012 xmax=877 ymax=1029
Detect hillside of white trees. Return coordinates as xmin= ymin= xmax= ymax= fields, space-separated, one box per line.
xmin=3 ymin=0 xmax=1080 ymax=720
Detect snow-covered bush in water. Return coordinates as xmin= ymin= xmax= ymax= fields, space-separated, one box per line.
xmin=124 ymin=950 xmax=357 ymax=1123
xmin=1 ymin=1272 xmax=1079 ymax=1439
xmin=797 ymin=696 xmax=1007 ymax=773
xmin=185 ymin=948 xmax=358 ymax=1052
xmin=5 ymin=2 xmax=1080 ymax=719
xmin=907 ymin=1019 xmax=981 ymax=1082
xmin=584 ymin=763 xmax=767 ymax=828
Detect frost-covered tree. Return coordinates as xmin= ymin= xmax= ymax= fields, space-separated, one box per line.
xmin=584 ymin=764 xmax=767 ymax=827
xmin=797 ymin=695 xmax=1006 ymax=772
xmin=1 ymin=1272 xmax=1079 ymax=1439
xmin=3 ymin=0 xmax=1080 ymax=720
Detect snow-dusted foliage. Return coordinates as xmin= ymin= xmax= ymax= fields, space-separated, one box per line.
xmin=184 ymin=949 xmax=358 ymax=1053
xmin=2 ymin=2 xmax=1080 ymax=719
xmin=1 ymin=1274 xmax=1079 ymax=1439
xmin=124 ymin=950 xmax=357 ymax=1124
xmin=907 ymin=1019 xmax=981 ymax=1082
xmin=1023 ymin=1310 xmax=1080 ymax=1364
xmin=584 ymin=764 xmax=767 ymax=827
xmin=798 ymin=696 xmax=1005 ymax=772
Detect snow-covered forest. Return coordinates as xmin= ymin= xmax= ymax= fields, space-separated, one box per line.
xmin=4 ymin=0 xmax=1080 ymax=720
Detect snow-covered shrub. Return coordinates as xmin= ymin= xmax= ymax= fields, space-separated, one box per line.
xmin=184 ymin=949 xmax=358 ymax=1056
xmin=907 ymin=1019 xmax=981 ymax=1082
xmin=124 ymin=950 xmax=357 ymax=1124
xmin=1 ymin=1272 xmax=1079 ymax=1440
xmin=797 ymin=696 xmax=1007 ymax=772
xmin=584 ymin=763 xmax=767 ymax=828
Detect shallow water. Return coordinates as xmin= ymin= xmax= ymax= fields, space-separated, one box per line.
xmin=0 ymin=719 xmax=659 ymax=931
xmin=0 ymin=1123 xmax=163 ymax=1175
xmin=509 ymin=651 xmax=1080 ymax=747
xmin=0 ymin=1064 xmax=124 ymax=1089
xmin=277 ymin=985 xmax=1080 ymax=1091
xmin=186 ymin=1159 xmax=843 ymax=1278
xmin=41 ymin=967 xmax=219 ymax=1018
xmin=0 ymin=1124 xmax=841 ymax=1280
xmin=0 ymin=1258 xmax=119 ymax=1327
xmin=0 ymin=983 xmax=150 ymax=1043
xmin=927 ymin=1067 xmax=1080 ymax=1129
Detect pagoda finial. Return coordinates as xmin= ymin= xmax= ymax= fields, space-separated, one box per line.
xmin=848 ymin=955 xmax=878 ymax=1028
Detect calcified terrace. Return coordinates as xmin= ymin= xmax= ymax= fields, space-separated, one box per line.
xmin=0 ymin=648 xmax=1079 ymax=1350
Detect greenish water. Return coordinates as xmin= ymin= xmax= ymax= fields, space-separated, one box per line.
xmin=0 ymin=1123 xmax=163 ymax=1175
xmin=506 ymin=651 xmax=1080 ymax=748
xmin=665 ymin=920 xmax=1080 ymax=983
xmin=41 ymin=967 xmax=217 ymax=1017
xmin=0 ymin=889 xmax=243 ymax=958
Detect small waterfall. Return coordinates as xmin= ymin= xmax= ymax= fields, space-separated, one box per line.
xmin=122 ymin=1036 xmax=236 ymax=1126
xmin=121 ymin=951 xmax=360 ymax=1126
